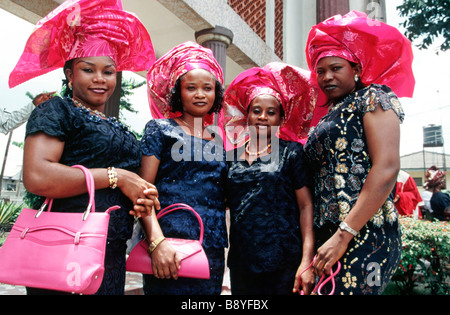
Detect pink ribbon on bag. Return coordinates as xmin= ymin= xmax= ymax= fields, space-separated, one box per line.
xmin=298 ymin=255 xmax=341 ymax=295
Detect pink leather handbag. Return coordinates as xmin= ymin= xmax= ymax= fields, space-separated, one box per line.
xmin=0 ymin=165 xmax=118 ymax=294
xmin=126 ymin=203 xmax=210 ymax=279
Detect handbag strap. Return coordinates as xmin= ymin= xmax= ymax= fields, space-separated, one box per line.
xmin=156 ymin=203 xmax=204 ymax=245
xmin=35 ymin=165 xmax=96 ymax=221
xmin=298 ymin=255 xmax=341 ymax=295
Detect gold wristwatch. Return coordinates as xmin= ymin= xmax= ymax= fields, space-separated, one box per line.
xmin=147 ymin=236 xmax=165 ymax=254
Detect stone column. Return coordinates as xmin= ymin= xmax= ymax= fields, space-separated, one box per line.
xmin=195 ymin=26 xmax=234 ymax=79
xmin=316 ymin=0 xmax=349 ymax=22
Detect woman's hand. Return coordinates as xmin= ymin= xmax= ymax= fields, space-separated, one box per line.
xmin=115 ymin=169 xmax=160 ymax=217
xmin=150 ymin=241 xmax=181 ymax=280
xmin=293 ymin=260 xmax=315 ymax=295
xmin=313 ymin=230 xmax=351 ymax=277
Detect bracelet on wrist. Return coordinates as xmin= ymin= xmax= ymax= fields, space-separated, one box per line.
xmin=339 ymin=222 xmax=358 ymax=237
xmin=107 ymin=167 xmax=118 ymax=189
xmin=147 ymin=236 xmax=165 ymax=254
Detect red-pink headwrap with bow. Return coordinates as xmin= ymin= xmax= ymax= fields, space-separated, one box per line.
xmin=306 ymin=11 xmax=415 ymax=98
xmin=223 ymin=62 xmax=319 ymax=148
xmin=147 ymin=41 xmax=224 ymax=126
xmin=9 ymin=0 xmax=155 ymax=88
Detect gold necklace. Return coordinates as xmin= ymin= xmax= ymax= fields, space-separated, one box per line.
xmin=245 ymin=142 xmax=271 ymax=156
xmin=72 ymin=99 xmax=106 ymax=119
xmin=179 ymin=117 xmax=204 ymax=137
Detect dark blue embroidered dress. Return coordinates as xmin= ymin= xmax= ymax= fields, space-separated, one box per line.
xmin=140 ymin=118 xmax=228 ymax=295
xmin=304 ymin=84 xmax=404 ymax=294
xmin=25 ymin=97 xmax=139 ymax=295
xmin=226 ymin=139 xmax=308 ymax=294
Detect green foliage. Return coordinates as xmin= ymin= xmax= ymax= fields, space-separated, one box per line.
xmin=0 ymin=200 xmax=22 ymax=226
xmin=392 ymin=216 xmax=450 ymax=294
xmin=397 ymin=0 xmax=450 ymax=52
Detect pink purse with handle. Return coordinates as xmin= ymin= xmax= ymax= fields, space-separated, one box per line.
xmin=126 ymin=203 xmax=210 ymax=279
xmin=0 ymin=165 xmax=118 ymax=294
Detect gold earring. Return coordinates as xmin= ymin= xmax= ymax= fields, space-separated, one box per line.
xmin=354 ymin=75 xmax=359 ymax=82
xmin=68 ymin=81 xmax=73 ymax=90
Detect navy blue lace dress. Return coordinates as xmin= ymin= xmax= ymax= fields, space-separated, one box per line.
xmin=140 ymin=119 xmax=228 ymax=295
xmin=25 ymin=97 xmax=139 ymax=295
xmin=226 ymin=140 xmax=308 ymax=294
xmin=304 ymin=84 xmax=404 ymax=294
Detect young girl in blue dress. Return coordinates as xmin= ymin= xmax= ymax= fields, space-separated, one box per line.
xmin=223 ymin=62 xmax=318 ymax=295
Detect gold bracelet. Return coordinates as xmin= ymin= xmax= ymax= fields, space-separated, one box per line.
xmin=107 ymin=167 xmax=118 ymax=189
xmin=147 ymin=236 xmax=166 ymax=254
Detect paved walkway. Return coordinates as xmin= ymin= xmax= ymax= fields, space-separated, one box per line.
xmin=0 ymin=270 xmax=231 ymax=295
xmin=0 ymin=272 xmax=144 ymax=295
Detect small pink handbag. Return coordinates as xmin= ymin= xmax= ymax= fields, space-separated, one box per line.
xmin=0 ymin=165 xmax=118 ymax=294
xmin=126 ymin=203 xmax=210 ymax=279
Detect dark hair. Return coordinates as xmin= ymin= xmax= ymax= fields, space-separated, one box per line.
xmin=169 ymin=76 xmax=224 ymax=115
xmin=62 ymin=59 xmax=74 ymax=98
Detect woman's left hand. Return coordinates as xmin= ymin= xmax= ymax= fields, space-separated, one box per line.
xmin=131 ymin=187 xmax=161 ymax=218
xmin=313 ymin=230 xmax=351 ymax=277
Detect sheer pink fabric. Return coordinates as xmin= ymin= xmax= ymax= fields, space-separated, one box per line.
xmin=306 ymin=11 xmax=415 ymax=98
xmin=223 ymin=62 xmax=320 ymax=148
xmin=147 ymin=41 xmax=224 ymax=126
xmin=9 ymin=0 xmax=155 ymax=88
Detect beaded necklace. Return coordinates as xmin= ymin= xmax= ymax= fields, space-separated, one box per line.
xmin=245 ymin=141 xmax=272 ymax=156
xmin=70 ymin=98 xmax=130 ymax=134
xmin=72 ymin=99 xmax=106 ymax=119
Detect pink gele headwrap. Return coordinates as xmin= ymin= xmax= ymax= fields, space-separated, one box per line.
xmin=306 ymin=11 xmax=415 ymax=98
xmin=223 ymin=62 xmax=319 ymax=148
xmin=9 ymin=0 xmax=155 ymax=88
xmin=147 ymin=41 xmax=224 ymax=126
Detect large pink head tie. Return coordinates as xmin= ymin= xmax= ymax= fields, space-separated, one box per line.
xmin=9 ymin=0 xmax=155 ymax=88
xmin=223 ymin=62 xmax=319 ymax=148
xmin=306 ymin=10 xmax=415 ymax=98
xmin=147 ymin=41 xmax=224 ymax=126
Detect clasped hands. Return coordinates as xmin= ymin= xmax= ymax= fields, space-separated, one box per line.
xmin=129 ymin=187 xmax=160 ymax=218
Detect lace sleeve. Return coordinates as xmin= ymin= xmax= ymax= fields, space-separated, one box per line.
xmin=25 ymin=97 xmax=74 ymax=141
xmin=359 ymin=84 xmax=405 ymax=123
xmin=141 ymin=119 xmax=164 ymax=160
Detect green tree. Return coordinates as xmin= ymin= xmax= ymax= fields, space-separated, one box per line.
xmin=397 ymin=0 xmax=450 ymax=52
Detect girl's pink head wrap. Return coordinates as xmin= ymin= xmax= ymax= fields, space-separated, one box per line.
xmin=306 ymin=11 xmax=415 ymax=98
xmin=9 ymin=0 xmax=155 ymax=88
xmin=223 ymin=62 xmax=319 ymax=148
xmin=147 ymin=41 xmax=224 ymax=126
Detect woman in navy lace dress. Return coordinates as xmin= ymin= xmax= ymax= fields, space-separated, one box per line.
xmin=14 ymin=0 xmax=158 ymax=295
xmin=303 ymin=12 xmax=415 ymax=294
xmin=223 ymin=63 xmax=317 ymax=295
xmin=140 ymin=42 xmax=228 ymax=295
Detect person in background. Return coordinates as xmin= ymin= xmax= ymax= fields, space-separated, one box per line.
xmin=394 ymin=169 xmax=423 ymax=218
xmin=420 ymin=183 xmax=434 ymax=220
xmin=304 ymin=11 xmax=415 ymax=295
xmin=140 ymin=41 xmax=228 ymax=295
xmin=0 ymin=92 xmax=55 ymax=134
xmin=425 ymin=166 xmax=450 ymax=221
xmin=9 ymin=0 xmax=158 ymax=294
xmin=223 ymin=62 xmax=317 ymax=295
